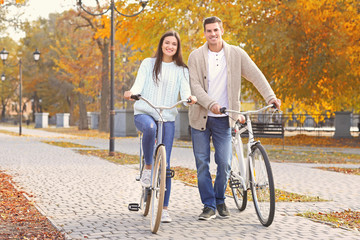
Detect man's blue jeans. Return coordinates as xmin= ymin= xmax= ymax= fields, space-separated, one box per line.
xmin=134 ymin=114 xmax=175 ymax=207
xmin=191 ymin=116 xmax=232 ymax=210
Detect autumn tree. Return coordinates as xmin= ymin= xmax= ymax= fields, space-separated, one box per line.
xmin=0 ymin=37 xmax=19 ymax=120
xmin=75 ymin=2 xmax=112 ymax=132
xmin=243 ymin=0 xmax=360 ymax=114
xmin=52 ymin=10 xmax=102 ymax=130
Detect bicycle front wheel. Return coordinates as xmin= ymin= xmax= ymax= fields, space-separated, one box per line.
xmin=249 ymin=143 xmax=275 ymax=227
xmin=150 ymin=145 xmax=166 ymax=233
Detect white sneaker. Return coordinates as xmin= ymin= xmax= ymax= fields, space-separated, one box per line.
xmin=161 ymin=209 xmax=172 ymax=223
xmin=141 ymin=169 xmax=151 ymax=187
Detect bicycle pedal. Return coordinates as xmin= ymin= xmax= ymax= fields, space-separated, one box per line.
xmin=128 ymin=203 xmax=140 ymax=211
xmin=230 ymin=179 xmax=240 ymax=188
xmin=167 ymin=169 xmax=175 ymax=178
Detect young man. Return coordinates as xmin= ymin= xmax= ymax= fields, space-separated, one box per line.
xmin=188 ymin=16 xmax=281 ymax=220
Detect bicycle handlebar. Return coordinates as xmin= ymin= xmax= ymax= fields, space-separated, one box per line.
xmin=130 ymin=94 xmax=191 ymax=111
xmin=220 ymin=104 xmax=277 ymax=115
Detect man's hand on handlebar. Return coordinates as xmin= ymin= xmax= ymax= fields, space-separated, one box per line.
xmin=268 ymin=98 xmax=281 ymax=110
xmin=210 ymin=103 xmax=222 ymax=114
xmin=219 ymin=106 xmax=246 ymax=124
xmin=237 ymin=114 xmax=246 ymax=124
xmin=188 ymin=96 xmax=197 ymax=105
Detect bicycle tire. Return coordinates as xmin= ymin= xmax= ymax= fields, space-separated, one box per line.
xmin=230 ymin=174 xmax=247 ymax=211
xmin=140 ymin=187 xmax=151 ymax=216
xmin=230 ymin=139 xmax=247 ymax=211
xmin=150 ymin=145 xmax=166 ymax=233
xmin=230 ymin=152 xmax=247 ymax=211
xmin=138 ymin=155 xmax=151 ymax=216
xmin=249 ymin=143 xmax=275 ymax=227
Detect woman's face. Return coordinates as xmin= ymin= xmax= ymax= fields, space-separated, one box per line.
xmin=162 ymin=36 xmax=178 ymax=60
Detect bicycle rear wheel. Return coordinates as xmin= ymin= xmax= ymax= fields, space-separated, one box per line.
xmin=249 ymin=143 xmax=275 ymax=226
xmin=139 ymin=155 xmax=151 ymax=216
xmin=230 ymin=174 xmax=247 ymax=211
xmin=230 ymin=149 xmax=247 ymax=211
xmin=140 ymin=187 xmax=151 ymax=216
xmin=150 ymin=145 xmax=166 ymax=233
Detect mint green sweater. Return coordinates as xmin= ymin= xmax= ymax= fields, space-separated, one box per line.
xmin=130 ymin=58 xmax=191 ymax=121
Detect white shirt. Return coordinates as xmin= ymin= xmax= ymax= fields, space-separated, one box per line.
xmin=207 ymin=49 xmax=228 ymax=117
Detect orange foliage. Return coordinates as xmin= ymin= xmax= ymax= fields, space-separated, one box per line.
xmin=244 ymin=0 xmax=360 ymax=114
xmin=0 ymin=171 xmax=65 ymax=239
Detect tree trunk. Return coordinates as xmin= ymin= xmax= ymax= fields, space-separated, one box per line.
xmin=78 ymin=82 xmax=88 ymax=130
xmin=68 ymin=94 xmax=76 ymax=126
xmin=99 ymin=39 xmax=110 ymax=132
xmin=1 ymin=101 xmax=5 ymax=121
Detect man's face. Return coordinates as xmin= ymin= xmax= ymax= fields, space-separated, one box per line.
xmin=204 ymin=22 xmax=224 ymax=46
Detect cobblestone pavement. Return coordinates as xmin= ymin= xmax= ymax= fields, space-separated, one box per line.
xmin=0 ymin=126 xmax=359 ymax=239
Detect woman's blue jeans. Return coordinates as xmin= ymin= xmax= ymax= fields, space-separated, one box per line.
xmin=134 ymin=114 xmax=175 ymax=207
xmin=191 ymin=116 xmax=232 ymax=210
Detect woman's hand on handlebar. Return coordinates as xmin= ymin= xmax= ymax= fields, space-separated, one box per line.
xmin=124 ymin=91 xmax=133 ymax=101
xmin=188 ymin=96 xmax=197 ymax=105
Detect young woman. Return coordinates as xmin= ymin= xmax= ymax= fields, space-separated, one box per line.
xmin=124 ymin=31 xmax=197 ymax=223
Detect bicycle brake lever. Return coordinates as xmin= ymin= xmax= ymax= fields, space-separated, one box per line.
xmin=220 ymin=107 xmax=227 ymax=114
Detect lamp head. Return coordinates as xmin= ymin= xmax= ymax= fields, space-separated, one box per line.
xmin=0 ymin=48 xmax=9 ymax=62
xmin=1 ymin=73 xmax=5 ymax=81
xmin=139 ymin=0 xmax=149 ymax=7
xmin=33 ymin=49 xmax=40 ymax=61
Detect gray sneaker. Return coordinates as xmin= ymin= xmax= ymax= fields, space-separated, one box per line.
xmin=198 ymin=207 xmax=216 ymax=220
xmin=216 ymin=203 xmax=230 ymax=218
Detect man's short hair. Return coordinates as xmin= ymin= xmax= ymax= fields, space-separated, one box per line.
xmin=203 ymin=16 xmax=223 ymax=31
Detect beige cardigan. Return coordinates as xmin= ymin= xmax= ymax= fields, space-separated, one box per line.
xmin=188 ymin=41 xmax=276 ymax=131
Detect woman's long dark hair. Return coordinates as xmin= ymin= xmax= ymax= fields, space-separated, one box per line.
xmin=152 ymin=31 xmax=187 ymax=84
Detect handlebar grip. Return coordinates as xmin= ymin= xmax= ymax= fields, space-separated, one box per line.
xmin=220 ymin=107 xmax=227 ymax=114
xmin=271 ymin=103 xmax=281 ymax=110
xmin=131 ymin=94 xmax=141 ymax=100
xmin=187 ymin=98 xmax=192 ymax=103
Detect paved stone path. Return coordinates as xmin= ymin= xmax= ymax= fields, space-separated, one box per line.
xmin=0 ymin=126 xmax=359 ymax=239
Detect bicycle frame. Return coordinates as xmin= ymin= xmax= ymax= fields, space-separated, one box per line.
xmin=226 ymin=105 xmax=275 ymax=191
xmin=133 ymin=95 xmax=190 ymax=187
xmin=222 ymin=104 xmax=278 ymax=226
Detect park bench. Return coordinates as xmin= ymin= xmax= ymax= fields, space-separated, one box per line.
xmin=240 ymin=122 xmax=285 ymax=148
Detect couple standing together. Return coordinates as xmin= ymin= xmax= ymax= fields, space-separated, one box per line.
xmin=124 ymin=16 xmax=281 ymax=223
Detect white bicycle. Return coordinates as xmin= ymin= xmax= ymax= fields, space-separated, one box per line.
xmin=128 ymin=94 xmax=191 ymax=233
xmin=220 ymin=104 xmax=278 ymax=226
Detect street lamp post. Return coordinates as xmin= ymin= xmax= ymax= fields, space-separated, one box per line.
xmin=1 ymin=73 xmax=4 ymax=122
xmin=77 ymin=0 xmax=149 ymax=156
xmin=122 ymin=54 xmax=126 ymax=109
xmin=0 ymin=48 xmax=40 ymax=135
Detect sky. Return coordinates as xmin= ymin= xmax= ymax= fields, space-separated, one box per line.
xmin=4 ymin=0 xmax=77 ymax=41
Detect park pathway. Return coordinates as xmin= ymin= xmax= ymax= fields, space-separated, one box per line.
xmin=0 ymin=126 xmax=359 ymax=239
